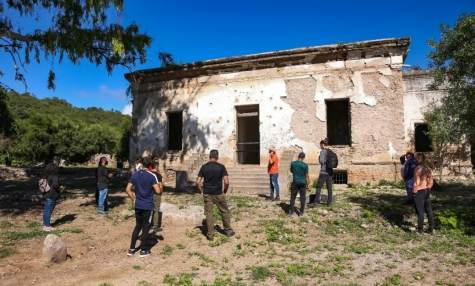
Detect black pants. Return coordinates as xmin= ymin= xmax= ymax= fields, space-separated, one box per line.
xmin=414 ymin=189 xmax=435 ymax=232
xmin=314 ymin=173 xmax=333 ymax=205
xmin=129 ymin=209 xmax=152 ymax=250
xmin=290 ymin=183 xmax=307 ymax=214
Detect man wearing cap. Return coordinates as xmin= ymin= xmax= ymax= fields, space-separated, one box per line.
xmin=268 ymin=146 xmax=280 ymax=201
xmin=289 ymin=152 xmax=309 ymax=216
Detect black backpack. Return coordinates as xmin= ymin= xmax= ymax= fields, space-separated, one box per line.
xmin=326 ymin=149 xmax=338 ymax=169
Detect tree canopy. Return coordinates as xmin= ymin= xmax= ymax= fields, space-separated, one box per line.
xmin=0 ymin=0 xmax=151 ymax=89
xmin=0 ymin=87 xmax=131 ymax=165
xmin=427 ymin=14 xmax=475 ymax=141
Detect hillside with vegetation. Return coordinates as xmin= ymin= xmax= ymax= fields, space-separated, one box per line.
xmin=0 ymin=87 xmax=131 ymax=165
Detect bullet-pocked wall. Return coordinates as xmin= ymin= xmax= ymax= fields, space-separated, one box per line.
xmin=128 ymin=38 xmax=412 ymax=183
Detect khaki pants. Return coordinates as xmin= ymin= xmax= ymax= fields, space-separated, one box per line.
xmin=203 ymin=193 xmax=232 ymax=236
xmin=152 ymin=193 xmax=162 ymax=228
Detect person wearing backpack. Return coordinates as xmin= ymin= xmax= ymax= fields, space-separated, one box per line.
xmin=40 ymin=162 xmax=60 ymax=232
xmin=310 ymin=139 xmax=335 ymax=207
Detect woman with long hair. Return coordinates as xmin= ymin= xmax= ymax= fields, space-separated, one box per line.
xmin=96 ymin=156 xmax=112 ymax=214
xmin=413 ymin=152 xmax=435 ymax=234
xmin=42 ymin=162 xmax=60 ymax=231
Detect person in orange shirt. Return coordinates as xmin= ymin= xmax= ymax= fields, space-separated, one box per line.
xmin=268 ymin=146 xmax=280 ymax=201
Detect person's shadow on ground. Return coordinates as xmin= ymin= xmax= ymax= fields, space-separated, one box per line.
xmin=52 ymin=214 xmax=77 ymax=226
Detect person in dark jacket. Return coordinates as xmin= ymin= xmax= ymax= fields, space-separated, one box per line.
xmin=42 ymin=162 xmax=60 ymax=232
xmin=403 ymin=152 xmax=417 ymax=204
xmin=96 ymin=157 xmax=112 ymax=214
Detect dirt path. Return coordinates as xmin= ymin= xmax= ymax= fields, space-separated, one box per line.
xmin=0 ymin=174 xmax=474 ymax=286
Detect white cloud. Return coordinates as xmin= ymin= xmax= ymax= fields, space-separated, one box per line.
xmin=122 ymin=103 xmax=132 ymax=115
xmin=76 ymin=85 xmax=126 ymax=100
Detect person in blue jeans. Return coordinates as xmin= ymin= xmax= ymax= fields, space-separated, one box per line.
xmin=42 ymin=163 xmax=60 ymax=232
xmin=96 ymin=157 xmax=112 ymax=214
xmin=403 ymin=152 xmax=417 ymax=204
xmin=268 ymin=146 xmax=280 ymax=201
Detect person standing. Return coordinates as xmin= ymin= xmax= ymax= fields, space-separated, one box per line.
xmin=150 ymin=159 xmax=164 ymax=233
xmin=404 ymin=152 xmax=417 ymax=204
xmin=196 ymin=150 xmax=235 ymax=241
xmin=268 ymin=146 xmax=280 ymax=201
xmin=413 ymin=153 xmax=435 ymax=234
xmin=311 ymin=139 xmax=334 ymax=206
xmin=41 ymin=162 xmax=60 ymax=232
xmin=289 ymin=152 xmax=309 ymax=216
xmin=96 ymin=157 xmax=112 ymax=214
xmin=125 ymin=157 xmax=162 ymax=257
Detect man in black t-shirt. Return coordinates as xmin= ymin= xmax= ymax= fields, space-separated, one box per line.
xmin=196 ymin=149 xmax=235 ymax=241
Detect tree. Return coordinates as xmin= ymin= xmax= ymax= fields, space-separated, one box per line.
xmin=428 ymin=14 xmax=475 ymax=140
xmin=424 ymin=14 xmax=475 ymax=178
xmin=0 ymin=0 xmax=151 ymax=89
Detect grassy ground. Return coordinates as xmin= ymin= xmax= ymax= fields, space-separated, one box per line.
xmin=0 ymin=169 xmax=474 ymax=286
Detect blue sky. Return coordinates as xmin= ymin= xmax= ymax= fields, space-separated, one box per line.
xmin=1 ymin=0 xmax=474 ymax=114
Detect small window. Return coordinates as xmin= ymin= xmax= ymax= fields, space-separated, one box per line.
xmin=167 ymin=111 xmax=183 ymax=151
xmin=326 ymin=99 xmax=351 ymax=145
xmin=414 ymin=123 xmax=432 ymax=152
xmin=332 ymin=170 xmax=348 ymax=184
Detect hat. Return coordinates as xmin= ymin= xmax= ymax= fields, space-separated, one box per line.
xmin=269 ymin=146 xmax=276 ymax=151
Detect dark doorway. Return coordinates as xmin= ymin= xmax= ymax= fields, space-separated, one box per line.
xmin=236 ymin=105 xmax=260 ymax=164
xmin=167 ymin=111 xmax=183 ymax=151
xmin=326 ymin=99 xmax=351 ymax=146
xmin=414 ymin=123 xmax=432 ymax=152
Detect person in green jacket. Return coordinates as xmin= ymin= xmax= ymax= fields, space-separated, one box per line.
xmin=289 ymin=152 xmax=309 ymax=216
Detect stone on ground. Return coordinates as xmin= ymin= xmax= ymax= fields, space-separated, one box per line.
xmin=42 ymin=234 xmax=68 ymax=263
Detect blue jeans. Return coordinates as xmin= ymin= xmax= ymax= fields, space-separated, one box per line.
xmin=43 ymin=198 xmax=56 ymax=227
xmin=269 ymin=174 xmax=280 ymax=198
xmin=405 ymin=179 xmax=414 ymax=202
xmin=98 ymin=188 xmax=108 ymax=212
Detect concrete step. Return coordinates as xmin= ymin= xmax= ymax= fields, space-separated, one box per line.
xmin=229 ymin=186 xmax=269 ymax=194
xmin=230 ymin=181 xmax=269 ymax=188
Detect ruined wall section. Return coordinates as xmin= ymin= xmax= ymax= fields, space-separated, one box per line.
xmin=402 ymin=72 xmax=445 ymax=146
xmin=132 ymin=55 xmax=407 ymax=183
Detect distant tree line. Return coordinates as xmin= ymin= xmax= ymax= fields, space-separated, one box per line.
xmin=0 ymin=87 xmax=130 ymax=166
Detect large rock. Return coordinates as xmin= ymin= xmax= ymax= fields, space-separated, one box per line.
xmin=42 ymin=234 xmax=68 ymax=263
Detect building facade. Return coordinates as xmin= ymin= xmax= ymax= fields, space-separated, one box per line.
xmin=126 ymin=38 xmax=471 ymax=187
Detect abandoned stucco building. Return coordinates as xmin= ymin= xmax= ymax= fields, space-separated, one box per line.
xmin=125 ymin=38 xmax=472 ymax=191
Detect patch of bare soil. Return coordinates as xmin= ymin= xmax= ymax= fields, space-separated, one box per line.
xmin=0 ymin=172 xmax=474 ymax=286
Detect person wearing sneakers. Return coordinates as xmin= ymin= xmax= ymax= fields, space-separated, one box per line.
xmin=42 ymin=162 xmax=60 ymax=232
xmin=310 ymin=139 xmax=334 ymax=207
xmin=268 ymin=146 xmax=280 ymax=201
xmin=196 ymin=149 xmax=235 ymax=241
xmin=289 ymin=152 xmax=309 ymax=216
xmin=125 ymin=157 xmax=162 ymax=257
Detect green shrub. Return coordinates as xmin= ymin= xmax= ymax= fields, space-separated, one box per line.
xmin=163 ymin=273 xmax=194 ymax=286
xmin=249 ymin=266 xmax=272 ymax=281
xmin=437 ymin=210 xmax=459 ymax=229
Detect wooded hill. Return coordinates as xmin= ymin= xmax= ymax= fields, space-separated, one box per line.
xmin=0 ymin=88 xmax=131 ymax=165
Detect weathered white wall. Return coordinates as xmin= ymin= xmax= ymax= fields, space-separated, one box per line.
xmin=402 ymin=72 xmax=445 ymax=146
xmin=132 ymin=55 xmax=406 ymax=170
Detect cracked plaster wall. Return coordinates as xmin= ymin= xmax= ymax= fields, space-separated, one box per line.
xmin=132 ymin=56 xmax=407 ymax=181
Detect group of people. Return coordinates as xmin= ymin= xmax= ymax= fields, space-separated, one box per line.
xmin=38 ymin=139 xmax=436 ymax=258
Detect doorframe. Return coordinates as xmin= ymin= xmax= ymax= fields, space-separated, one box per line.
xmin=235 ymin=104 xmax=260 ymax=165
